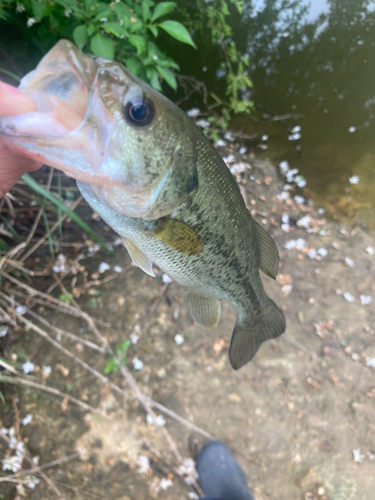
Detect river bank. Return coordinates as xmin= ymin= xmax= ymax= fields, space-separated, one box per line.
xmin=1 ymin=139 xmax=374 ymax=499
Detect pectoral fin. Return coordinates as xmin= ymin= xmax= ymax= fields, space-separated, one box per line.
xmin=122 ymin=238 xmax=155 ymax=277
xmin=229 ymin=298 xmax=286 ymax=370
xmin=151 ymin=218 xmax=204 ymax=255
xmin=187 ymin=292 xmax=221 ymax=330
xmin=254 ymin=220 xmax=279 ymax=279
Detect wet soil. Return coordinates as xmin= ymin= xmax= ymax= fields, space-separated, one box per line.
xmin=1 ymin=143 xmax=374 ymax=500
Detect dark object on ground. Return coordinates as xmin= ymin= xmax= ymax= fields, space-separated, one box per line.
xmin=197 ymin=440 xmax=254 ymax=500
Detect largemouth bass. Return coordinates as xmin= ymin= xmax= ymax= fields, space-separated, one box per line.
xmin=0 ymin=40 xmax=285 ymax=369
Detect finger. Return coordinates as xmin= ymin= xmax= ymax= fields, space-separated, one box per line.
xmin=0 ymin=81 xmax=37 ymax=116
xmin=0 ymin=143 xmax=42 ymax=198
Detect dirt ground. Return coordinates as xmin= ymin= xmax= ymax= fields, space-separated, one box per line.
xmin=1 ymin=141 xmax=374 ymax=500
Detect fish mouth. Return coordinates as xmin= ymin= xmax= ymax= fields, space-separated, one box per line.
xmin=0 ymin=40 xmax=171 ymax=217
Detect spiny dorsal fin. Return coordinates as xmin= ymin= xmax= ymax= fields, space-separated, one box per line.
xmin=254 ymin=220 xmax=279 ymax=279
xmin=151 ymin=218 xmax=204 ymax=255
xmin=122 ymin=237 xmax=155 ymax=277
xmin=187 ymin=291 xmax=221 ymax=330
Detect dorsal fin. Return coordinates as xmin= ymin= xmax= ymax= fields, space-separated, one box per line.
xmin=254 ymin=220 xmax=279 ymax=279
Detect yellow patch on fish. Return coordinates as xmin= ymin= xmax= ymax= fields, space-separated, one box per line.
xmin=151 ymin=217 xmax=204 ymax=255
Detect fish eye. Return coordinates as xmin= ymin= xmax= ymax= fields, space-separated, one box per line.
xmin=123 ymin=95 xmax=154 ymax=127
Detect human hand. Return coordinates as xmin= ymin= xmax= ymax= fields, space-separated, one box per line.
xmin=0 ymin=81 xmax=42 ymax=198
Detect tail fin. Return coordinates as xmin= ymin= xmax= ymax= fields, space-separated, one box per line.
xmin=229 ymin=299 xmax=286 ymax=370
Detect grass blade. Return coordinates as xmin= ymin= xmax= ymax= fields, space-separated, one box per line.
xmin=22 ymin=173 xmax=112 ymax=252
xmin=0 ymin=214 xmax=21 ymax=241
xmin=0 ymin=68 xmax=21 ymax=82
xmin=39 ymin=203 xmax=54 ymax=257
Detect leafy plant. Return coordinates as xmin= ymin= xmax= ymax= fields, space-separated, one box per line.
xmin=190 ymin=0 xmax=254 ymax=140
xmin=104 ymin=340 xmax=131 ymax=373
xmin=0 ymin=0 xmax=196 ymax=91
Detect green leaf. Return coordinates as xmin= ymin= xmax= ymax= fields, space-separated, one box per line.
xmin=129 ymin=18 xmax=144 ymax=33
xmin=157 ymin=65 xmax=177 ymax=90
xmin=151 ymin=2 xmax=175 ymax=22
xmin=125 ymin=57 xmax=143 ymax=76
xmin=84 ymin=0 xmax=96 ymax=11
xmin=158 ymin=20 xmax=196 ymax=48
xmin=87 ymin=24 xmax=96 ymax=36
xmin=147 ymin=24 xmax=158 ymax=37
xmin=146 ymin=67 xmax=162 ymax=91
xmin=128 ymin=34 xmax=146 ymax=55
xmin=142 ymin=2 xmax=150 ymax=23
xmin=102 ymin=21 xmax=128 ymax=38
xmin=90 ymin=33 xmax=115 ymax=60
xmin=31 ymin=0 xmax=51 ymax=19
xmin=73 ymin=25 xmax=89 ymax=50
xmin=21 ymin=174 xmax=112 ymax=253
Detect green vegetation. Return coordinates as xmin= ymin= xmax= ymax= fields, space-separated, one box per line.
xmin=104 ymin=340 xmax=131 ymax=373
xmin=0 ymin=0 xmax=195 ymax=91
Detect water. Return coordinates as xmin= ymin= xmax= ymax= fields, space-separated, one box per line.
xmin=171 ymin=0 xmax=375 ymax=233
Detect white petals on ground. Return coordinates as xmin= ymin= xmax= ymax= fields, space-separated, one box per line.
xmin=98 ymin=262 xmax=110 ymax=273
xmin=174 ymin=334 xmax=184 ymax=345
xmin=132 ymin=357 xmax=143 ymax=370
xmin=297 ymin=216 xmax=312 ymax=229
xmin=130 ymin=332 xmax=139 ymax=344
xmin=294 ymin=195 xmax=305 ymax=204
xmin=353 ymin=449 xmax=363 ymax=463
xmin=146 ymin=413 xmax=166 ymax=427
xmin=279 ymin=161 xmax=289 ymax=173
xmin=162 ymin=273 xmax=172 ymax=284
xmin=22 ymin=361 xmax=35 ymax=374
xmin=42 ymin=365 xmax=51 ymax=379
xmin=366 ymin=246 xmax=374 ymax=255
xmin=160 ymin=478 xmax=173 ymax=490
xmin=349 ymin=175 xmax=360 ymax=184
xmin=0 ymin=327 xmax=8 ymax=337
xmin=177 ymin=458 xmax=198 ymax=485
xmin=366 ymin=358 xmax=375 ymax=368
xmin=344 ymin=292 xmax=355 ymax=302
xmin=230 ymin=162 xmax=252 ymax=176
xmin=307 ymin=248 xmax=317 ymax=259
xmin=295 ymin=175 xmax=307 ymax=188
xmin=223 ymin=154 xmax=235 ymax=165
xmin=216 ymin=139 xmax=227 ymax=147
xmin=348 ymin=126 xmax=356 ymax=133
xmin=15 ymin=306 xmax=27 ymax=315
xmin=52 ymin=254 xmax=68 ymax=273
xmin=360 ymin=295 xmax=372 ymax=305
xmin=21 ymin=414 xmax=33 ymax=426
xmin=113 ymin=265 xmax=122 ymax=273
xmin=317 ymin=248 xmax=328 ymax=257
xmin=137 ymin=455 xmax=151 ymax=474
xmin=288 ymin=132 xmax=302 ymax=141
xmin=345 ymin=257 xmax=355 ymax=267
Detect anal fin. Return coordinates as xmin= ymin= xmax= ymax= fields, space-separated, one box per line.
xmin=187 ymin=291 xmax=221 ymax=330
xmin=229 ymin=298 xmax=286 ymax=370
xmin=122 ymin=237 xmax=155 ymax=277
xmin=254 ymin=220 xmax=279 ymax=279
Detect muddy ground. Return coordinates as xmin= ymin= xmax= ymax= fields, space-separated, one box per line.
xmin=1 ymin=142 xmax=374 ymax=500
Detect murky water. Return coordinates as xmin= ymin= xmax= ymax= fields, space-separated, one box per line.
xmin=172 ymin=0 xmax=375 ymax=232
